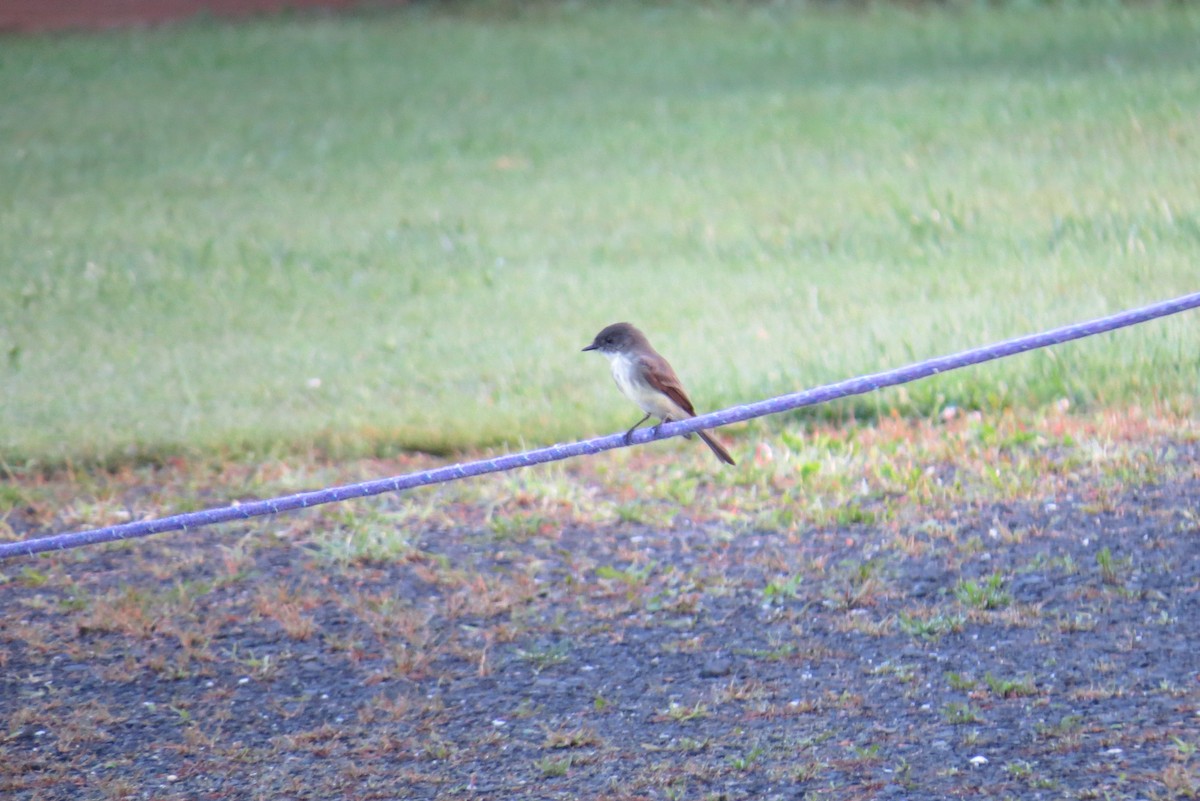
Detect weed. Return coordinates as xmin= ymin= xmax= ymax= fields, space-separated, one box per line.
xmin=762 ymin=574 xmax=804 ymax=604
xmin=661 ymin=702 xmax=708 ymax=722
xmin=728 ymin=744 xmax=766 ymax=770
xmin=543 ymin=726 xmax=600 ymax=749
xmin=954 ymin=573 xmax=1012 ymax=609
xmin=232 ymin=650 xmax=281 ymax=681
xmin=826 ymin=557 xmax=887 ymax=610
xmin=735 ymin=641 xmax=798 ymax=662
xmin=983 ymin=673 xmax=1038 ymax=698
xmin=1095 ymin=546 xmax=1132 ymax=585
xmin=834 ymin=504 xmax=877 ymax=526
xmin=1056 ymin=612 xmax=1097 ymax=632
xmin=1160 ymin=762 xmax=1199 ymax=798
xmin=851 ymin=743 xmax=883 ymax=762
xmin=868 ymin=661 xmax=917 ymax=684
xmin=898 ymin=610 xmax=966 ymax=640
xmin=254 ymin=584 xmax=317 ymax=641
xmin=490 ymin=511 xmax=552 ymax=541
xmin=674 ymin=737 xmax=709 ymax=753
xmin=595 ymin=562 xmax=656 ymax=588
xmin=942 ymin=702 xmax=984 ymax=725
xmin=18 ymin=566 xmax=49 ymax=588
xmin=534 ymin=756 xmax=572 ymax=778
xmin=517 ymin=640 xmax=572 ymax=673
xmin=1036 ymin=715 xmax=1085 ymax=742
xmin=1173 ymin=737 xmax=1198 ymax=760
xmin=313 ymin=508 xmax=414 ymax=566
xmin=945 ymin=672 xmax=977 ymax=691
xmin=420 ymin=737 xmax=453 ymax=761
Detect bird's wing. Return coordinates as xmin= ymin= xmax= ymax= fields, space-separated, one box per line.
xmin=639 ymin=354 xmax=697 ymax=417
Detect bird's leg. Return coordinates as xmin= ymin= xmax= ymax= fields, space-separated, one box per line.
xmin=624 ymin=412 xmax=652 ymax=444
xmin=655 ymin=415 xmax=693 ymax=439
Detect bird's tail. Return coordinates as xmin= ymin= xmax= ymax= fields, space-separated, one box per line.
xmin=697 ymin=430 xmax=736 ymax=466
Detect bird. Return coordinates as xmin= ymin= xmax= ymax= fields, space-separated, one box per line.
xmin=582 ymin=322 xmax=735 ymax=465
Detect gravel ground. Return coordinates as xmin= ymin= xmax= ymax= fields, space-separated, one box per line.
xmin=3 ymin=442 xmax=1198 ymax=800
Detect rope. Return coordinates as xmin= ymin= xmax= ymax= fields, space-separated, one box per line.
xmin=3 ymin=290 xmax=1198 ymax=561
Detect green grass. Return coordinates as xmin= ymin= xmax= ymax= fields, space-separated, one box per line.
xmin=2 ymin=2 xmax=1199 ymax=465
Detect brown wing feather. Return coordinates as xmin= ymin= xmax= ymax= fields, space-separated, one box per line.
xmin=638 ymin=354 xmax=696 ymax=417
xmin=637 ymin=351 xmax=735 ymax=466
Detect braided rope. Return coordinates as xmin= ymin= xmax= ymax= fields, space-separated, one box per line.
xmin=3 ymin=290 xmax=1197 ymax=561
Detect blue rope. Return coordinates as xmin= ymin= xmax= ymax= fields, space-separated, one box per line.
xmin=3 ymin=290 xmax=1199 ymax=561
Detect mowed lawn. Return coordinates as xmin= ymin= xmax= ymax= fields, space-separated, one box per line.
xmin=2 ymin=2 xmax=1198 ymax=465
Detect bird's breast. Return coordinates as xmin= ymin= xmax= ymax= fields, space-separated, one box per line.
xmin=607 ymin=352 xmax=683 ymax=418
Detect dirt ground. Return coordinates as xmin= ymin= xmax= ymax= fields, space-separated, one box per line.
xmin=2 ymin=427 xmax=1198 ymax=800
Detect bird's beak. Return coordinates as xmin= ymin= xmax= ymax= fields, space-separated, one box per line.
xmin=581 ymin=343 xmax=597 ymax=352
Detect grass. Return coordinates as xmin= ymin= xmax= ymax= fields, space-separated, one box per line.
xmin=2 ymin=2 xmax=1199 ymax=466
xmin=953 ymin=572 xmax=1012 ymax=610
